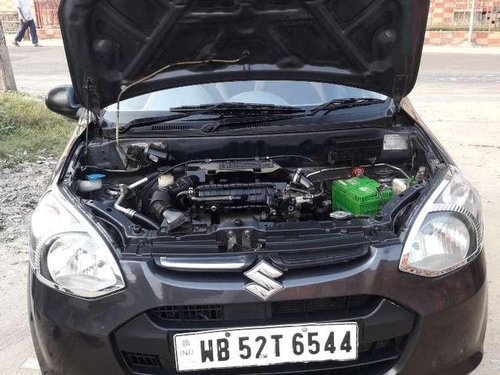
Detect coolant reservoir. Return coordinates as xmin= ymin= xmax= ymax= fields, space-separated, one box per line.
xmin=392 ymin=178 xmax=409 ymax=196
xmin=77 ymin=174 xmax=106 ymax=193
xmin=158 ymin=174 xmax=175 ymax=189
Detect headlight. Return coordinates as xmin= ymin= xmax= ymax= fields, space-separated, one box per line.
xmin=400 ymin=168 xmax=483 ymax=277
xmin=30 ymin=189 xmax=125 ymax=298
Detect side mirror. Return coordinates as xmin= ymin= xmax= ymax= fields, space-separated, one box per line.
xmin=46 ymin=85 xmax=81 ymax=120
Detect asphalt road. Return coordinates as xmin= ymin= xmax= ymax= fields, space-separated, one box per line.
xmin=8 ymin=45 xmax=71 ymax=97
xmin=3 ymin=45 xmax=500 ymax=374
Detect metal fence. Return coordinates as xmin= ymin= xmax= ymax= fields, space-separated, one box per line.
xmin=0 ymin=12 xmax=18 ymax=33
xmin=34 ymin=0 xmax=59 ymax=29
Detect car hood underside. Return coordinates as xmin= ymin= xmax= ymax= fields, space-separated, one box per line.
xmin=59 ymin=0 xmax=430 ymax=112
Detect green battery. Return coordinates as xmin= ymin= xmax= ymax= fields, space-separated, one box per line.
xmin=332 ymin=176 xmax=392 ymax=216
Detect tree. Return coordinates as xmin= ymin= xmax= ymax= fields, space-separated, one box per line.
xmin=0 ymin=20 xmax=17 ymax=91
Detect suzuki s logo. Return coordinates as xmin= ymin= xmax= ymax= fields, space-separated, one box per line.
xmin=244 ymin=261 xmax=283 ymax=300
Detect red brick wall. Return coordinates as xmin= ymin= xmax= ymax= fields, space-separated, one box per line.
xmin=37 ymin=27 xmax=61 ymax=39
xmin=428 ymin=0 xmax=499 ymax=27
xmin=428 ymin=0 xmax=461 ymax=26
xmin=426 ymin=0 xmax=500 ymax=45
xmin=425 ymin=30 xmax=500 ymax=45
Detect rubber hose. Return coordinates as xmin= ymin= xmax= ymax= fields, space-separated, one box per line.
xmin=131 ymin=211 xmax=160 ymax=230
xmin=150 ymin=175 xmax=199 ymax=222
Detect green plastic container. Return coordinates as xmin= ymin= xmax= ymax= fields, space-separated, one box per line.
xmin=332 ymin=176 xmax=392 ymax=216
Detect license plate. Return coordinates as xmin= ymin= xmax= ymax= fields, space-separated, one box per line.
xmin=174 ymin=322 xmax=358 ymax=372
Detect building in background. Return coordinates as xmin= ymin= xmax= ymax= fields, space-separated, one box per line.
xmin=427 ymin=0 xmax=500 ymax=45
xmin=0 ymin=0 xmax=499 ymax=45
xmin=0 ymin=0 xmax=59 ymax=39
xmin=0 ymin=0 xmax=20 ymax=34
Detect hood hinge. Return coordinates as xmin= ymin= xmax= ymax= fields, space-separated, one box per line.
xmin=392 ymin=75 xmax=408 ymax=113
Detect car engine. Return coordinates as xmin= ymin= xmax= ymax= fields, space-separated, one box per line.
xmin=70 ymin=129 xmax=432 ymax=254
xmin=146 ymin=159 xmax=329 ymax=234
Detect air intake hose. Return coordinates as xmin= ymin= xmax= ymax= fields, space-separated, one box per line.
xmin=150 ymin=175 xmax=199 ymax=231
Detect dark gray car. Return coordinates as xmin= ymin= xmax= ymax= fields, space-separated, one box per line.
xmin=28 ymin=0 xmax=486 ymax=374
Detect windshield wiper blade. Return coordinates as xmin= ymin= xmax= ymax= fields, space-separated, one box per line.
xmin=170 ymin=102 xmax=305 ymax=115
xmin=119 ymin=113 xmax=193 ymax=131
xmin=201 ymin=114 xmax=298 ymax=133
xmin=309 ymin=97 xmax=386 ymax=115
xmin=119 ymin=103 xmax=305 ymax=133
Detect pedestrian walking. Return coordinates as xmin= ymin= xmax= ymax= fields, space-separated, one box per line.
xmin=12 ymin=0 xmax=41 ymax=47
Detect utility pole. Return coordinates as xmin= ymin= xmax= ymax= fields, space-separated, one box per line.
xmin=0 ymin=21 xmax=17 ymax=92
xmin=468 ymin=0 xmax=478 ymax=43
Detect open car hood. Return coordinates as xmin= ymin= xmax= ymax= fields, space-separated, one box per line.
xmin=59 ymin=0 xmax=429 ymax=112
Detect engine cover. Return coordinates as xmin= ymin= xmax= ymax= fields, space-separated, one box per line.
xmin=190 ymin=183 xmax=281 ymax=211
xmin=186 ymin=160 xmax=281 ymax=183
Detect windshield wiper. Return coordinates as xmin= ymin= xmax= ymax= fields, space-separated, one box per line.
xmin=119 ymin=113 xmax=195 ymax=131
xmin=119 ymin=103 xmax=305 ymax=133
xmin=309 ymin=97 xmax=386 ymax=116
xmin=170 ymin=102 xmax=305 ymax=115
xmin=201 ymin=114 xmax=299 ymax=133
xmin=190 ymin=103 xmax=307 ymax=133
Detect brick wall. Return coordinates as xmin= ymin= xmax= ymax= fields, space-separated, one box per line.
xmin=428 ymin=0 xmax=472 ymax=25
xmin=2 ymin=0 xmax=500 ymax=44
xmin=428 ymin=0 xmax=499 ymax=29
xmin=37 ymin=27 xmax=60 ymax=38
xmin=425 ymin=30 xmax=500 ymax=45
xmin=426 ymin=0 xmax=500 ymax=45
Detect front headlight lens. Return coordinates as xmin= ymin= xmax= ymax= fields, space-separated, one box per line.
xmin=30 ymin=190 xmax=125 ymax=298
xmin=46 ymin=233 xmax=124 ymax=297
xmin=437 ymin=171 xmax=480 ymax=218
xmin=407 ymin=213 xmax=471 ymax=273
xmin=400 ymin=168 xmax=483 ymax=277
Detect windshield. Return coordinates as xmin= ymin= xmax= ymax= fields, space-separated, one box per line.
xmin=103 ymin=80 xmax=387 ymax=125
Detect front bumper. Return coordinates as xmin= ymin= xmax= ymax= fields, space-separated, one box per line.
xmin=29 ymin=244 xmax=487 ymax=375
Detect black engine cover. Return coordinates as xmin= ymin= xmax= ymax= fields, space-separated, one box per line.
xmin=192 ymin=183 xmax=280 ymax=210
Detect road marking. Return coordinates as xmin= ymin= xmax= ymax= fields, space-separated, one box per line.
xmin=21 ymin=358 xmax=40 ymax=371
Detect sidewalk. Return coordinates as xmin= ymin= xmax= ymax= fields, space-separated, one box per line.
xmin=5 ymin=34 xmax=63 ymax=47
xmin=423 ymin=45 xmax=500 ymax=54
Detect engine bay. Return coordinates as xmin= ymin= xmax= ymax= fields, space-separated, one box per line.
xmin=66 ymin=127 xmax=437 ymax=254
